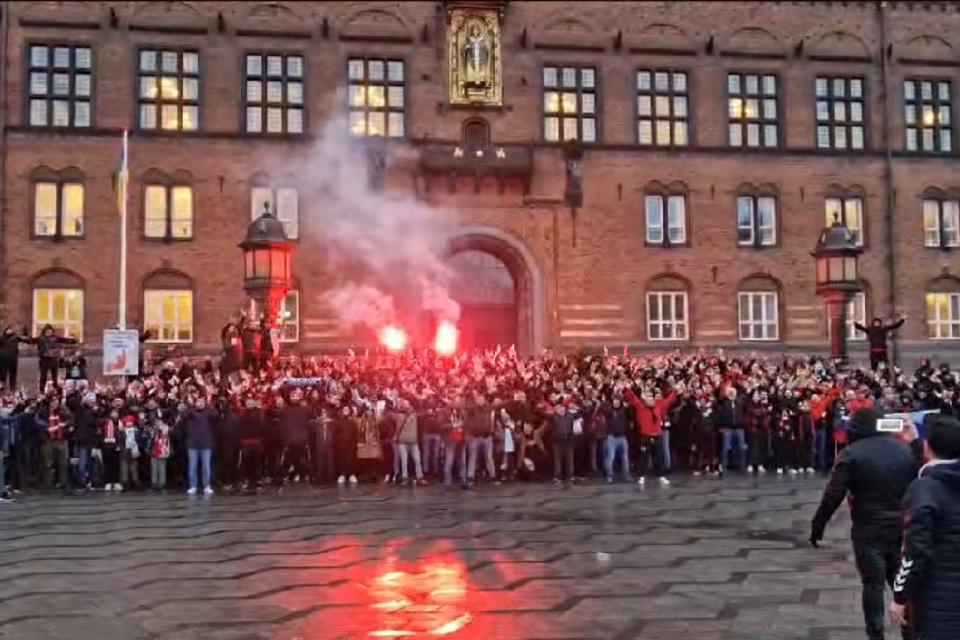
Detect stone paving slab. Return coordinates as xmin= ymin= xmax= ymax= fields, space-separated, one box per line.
xmin=0 ymin=475 xmax=906 ymax=640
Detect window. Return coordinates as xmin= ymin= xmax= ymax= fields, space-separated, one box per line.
xmin=825 ymin=196 xmax=864 ymax=246
xmin=637 ymin=70 xmax=689 ymax=146
xmin=27 ymin=44 xmax=92 ymax=128
xmin=904 ymin=79 xmax=952 ymax=152
xmin=646 ymin=292 xmax=688 ymax=341
xmin=144 ymin=184 xmax=193 ymax=239
xmin=827 ymin=291 xmax=866 ymax=341
xmin=736 ymin=195 xmax=777 ymax=247
xmin=738 ymin=291 xmax=779 ymax=341
xmin=279 ymin=290 xmax=299 ymax=343
xmin=244 ymin=53 xmax=304 ymax=135
xmin=250 ymin=185 xmax=298 ymax=239
xmin=138 ymin=49 xmax=199 ymax=131
xmin=543 ymin=66 xmax=597 ymax=143
xmin=727 ymin=73 xmax=779 ymax=148
xmin=815 ymin=77 xmax=865 ymax=150
xmin=923 ymin=198 xmax=960 ymax=248
xmin=143 ymin=289 xmax=193 ymax=343
xmin=33 ymin=180 xmax=84 ymax=237
xmin=32 ymin=288 xmax=83 ymax=341
xmin=926 ymin=292 xmax=960 ymax=339
xmin=347 ymin=58 xmax=405 ymax=138
xmin=644 ymin=194 xmax=686 ymax=245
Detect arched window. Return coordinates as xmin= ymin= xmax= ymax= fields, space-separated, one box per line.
xmin=645 ymin=274 xmax=690 ymax=341
xmin=30 ymin=269 xmax=85 ymax=341
xmin=461 ymin=118 xmax=490 ymax=147
xmin=448 ymin=250 xmax=515 ymax=305
xmin=737 ymin=275 xmax=780 ymax=341
xmin=142 ymin=169 xmax=194 ymax=240
xmin=142 ymin=269 xmax=194 ymax=343
xmin=824 ymin=184 xmax=866 ymax=247
xmin=735 ymin=183 xmax=778 ymax=248
xmin=926 ymin=276 xmax=960 ymax=340
xmin=250 ymin=173 xmax=299 ymax=239
xmin=921 ymin=186 xmax=960 ymax=249
xmin=643 ymin=181 xmax=688 ymax=247
xmin=30 ymin=166 xmax=85 ymax=238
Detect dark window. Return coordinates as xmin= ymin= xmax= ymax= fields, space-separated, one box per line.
xmin=347 ymin=58 xmax=405 ymax=138
xmin=727 ymin=73 xmax=779 ymax=148
xmin=462 ymin=119 xmax=490 ymax=146
xmin=244 ymin=54 xmax=304 ymax=135
xmin=815 ymin=77 xmax=865 ymax=150
xmin=923 ymin=197 xmax=960 ymax=248
xmin=543 ymin=66 xmax=597 ymax=143
xmin=27 ymin=44 xmax=92 ymax=128
xmin=904 ymin=79 xmax=952 ymax=153
xmin=637 ymin=70 xmax=689 ymax=146
xmin=138 ymin=49 xmax=200 ymax=131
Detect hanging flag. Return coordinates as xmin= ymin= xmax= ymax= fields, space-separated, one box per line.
xmin=115 ymin=129 xmax=129 ymax=215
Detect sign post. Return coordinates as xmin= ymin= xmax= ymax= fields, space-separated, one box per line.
xmin=102 ymin=329 xmax=140 ymax=377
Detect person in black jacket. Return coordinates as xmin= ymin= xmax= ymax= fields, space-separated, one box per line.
xmin=0 ymin=325 xmax=27 ymax=388
xmin=854 ymin=313 xmax=907 ymax=372
xmin=890 ymin=415 xmax=960 ymax=640
xmin=27 ymin=324 xmax=78 ymax=391
xmin=183 ymin=397 xmax=216 ymax=495
xmin=809 ymin=407 xmax=920 ymax=640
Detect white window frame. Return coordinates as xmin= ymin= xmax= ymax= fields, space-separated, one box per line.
xmin=825 ymin=196 xmax=864 ymax=247
xmin=644 ymin=195 xmax=686 ymax=245
xmin=738 ymin=291 xmax=779 ymax=341
xmin=923 ymin=198 xmax=960 ymax=248
xmin=278 ymin=290 xmax=300 ymax=343
xmin=144 ymin=184 xmax=193 ymax=239
xmin=33 ymin=180 xmax=84 ymax=237
xmin=736 ymin=195 xmax=777 ymax=247
xmin=143 ymin=289 xmax=193 ymax=344
xmin=250 ymin=185 xmax=299 ymax=239
xmin=32 ymin=288 xmax=84 ymax=342
xmin=826 ymin=291 xmax=866 ymax=341
xmin=646 ymin=291 xmax=689 ymax=341
xmin=926 ymin=291 xmax=960 ymax=340
xmin=243 ymin=53 xmax=305 ymax=135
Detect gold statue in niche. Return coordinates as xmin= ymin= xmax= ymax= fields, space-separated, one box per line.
xmin=447 ymin=7 xmax=502 ymax=106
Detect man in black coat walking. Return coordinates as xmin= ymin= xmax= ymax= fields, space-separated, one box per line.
xmin=891 ymin=415 xmax=960 ymax=640
xmin=0 ymin=326 xmax=26 ymax=388
xmin=810 ymin=407 xmax=920 ymax=640
xmin=854 ymin=313 xmax=907 ymax=372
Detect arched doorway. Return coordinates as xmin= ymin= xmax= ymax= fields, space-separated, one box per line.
xmin=447 ymin=250 xmax=517 ymax=351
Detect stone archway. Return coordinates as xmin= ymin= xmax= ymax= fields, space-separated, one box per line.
xmin=446 ymin=227 xmax=546 ymax=356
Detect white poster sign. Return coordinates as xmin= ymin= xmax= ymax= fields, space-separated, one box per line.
xmin=102 ymin=329 xmax=140 ymax=376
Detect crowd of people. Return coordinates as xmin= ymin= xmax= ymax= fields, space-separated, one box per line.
xmin=0 ymin=320 xmax=956 ymax=501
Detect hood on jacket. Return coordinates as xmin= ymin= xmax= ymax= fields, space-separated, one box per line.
xmin=922 ymin=459 xmax=960 ymax=492
xmin=848 ymin=406 xmax=881 ymax=441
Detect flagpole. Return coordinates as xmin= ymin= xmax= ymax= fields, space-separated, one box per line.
xmin=119 ymin=129 xmax=129 ymax=331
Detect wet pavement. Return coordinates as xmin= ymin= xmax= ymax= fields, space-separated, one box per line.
xmin=0 ymin=475 xmax=895 ymax=640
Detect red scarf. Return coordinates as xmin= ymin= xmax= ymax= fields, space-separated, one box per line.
xmin=103 ymin=419 xmax=116 ymax=443
xmin=47 ymin=410 xmax=63 ymax=440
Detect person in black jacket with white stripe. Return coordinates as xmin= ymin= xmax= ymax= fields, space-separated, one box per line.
xmin=891 ymin=415 xmax=960 ymax=640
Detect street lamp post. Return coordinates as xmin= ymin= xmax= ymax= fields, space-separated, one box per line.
xmin=813 ymin=215 xmax=862 ymax=360
xmin=239 ymin=202 xmax=294 ymax=359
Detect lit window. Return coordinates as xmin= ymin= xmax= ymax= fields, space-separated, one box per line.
xmin=33 ymin=180 xmax=84 ymax=237
xmin=926 ymin=291 xmax=960 ymax=339
xmin=727 ymin=73 xmax=779 ymax=148
xmin=644 ymin=194 xmax=686 ymax=245
xmin=637 ymin=70 xmax=689 ymax=146
xmin=250 ymin=185 xmax=298 ymax=239
xmin=738 ymin=291 xmax=779 ymax=341
xmin=923 ymin=198 xmax=960 ymax=249
xmin=543 ymin=65 xmax=598 ymax=143
xmin=815 ymin=77 xmax=866 ymax=150
xmin=244 ymin=53 xmax=304 ymax=135
xmin=827 ymin=291 xmax=867 ymax=341
xmin=144 ymin=184 xmax=193 ymax=239
xmin=143 ymin=289 xmax=193 ymax=343
xmin=279 ymin=290 xmax=299 ymax=343
xmin=736 ymin=195 xmax=777 ymax=247
xmin=825 ymin=196 xmax=864 ymax=246
xmin=32 ymin=288 xmax=84 ymax=341
xmin=904 ymin=79 xmax=952 ymax=153
xmin=646 ymin=291 xmax=689 ymax=341
xmin=138 ymin=49 xmax=200 ymax=131
xmin=27 ymin=44 xmax=92 ymax=128
xmin=347 ymin=58 xmax=405 ymax=138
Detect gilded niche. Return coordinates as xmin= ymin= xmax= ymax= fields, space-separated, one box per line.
xmin=446 ymin=6 xmax=502 ymax=106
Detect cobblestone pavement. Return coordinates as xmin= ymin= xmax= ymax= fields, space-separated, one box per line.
xmin=0 ymin=475 xmax=898 ymax=640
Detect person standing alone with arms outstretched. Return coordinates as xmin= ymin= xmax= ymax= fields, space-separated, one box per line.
xmin=855 ymin=313 xmax=907 ymax=372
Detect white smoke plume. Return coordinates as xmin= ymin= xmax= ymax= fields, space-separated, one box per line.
xmin=285 ymin=98 xmax=461 ymax=335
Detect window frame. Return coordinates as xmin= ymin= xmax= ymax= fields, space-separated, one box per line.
xmin=242 ymin=51 xmax=306 ymax=136
xmin=643 ymin=192 xmax=688 ymax=247
xmin=250 ymin=182 xmax=299 ymax=240
xmin=636 ymin=68 xmax=690 ymax=147
xmin=142 ymin=179 xmax=194 ymax=242
xmin=737 ymin=290 xmax=780 ymax=342
xmin=814 ymin=75 xmax=866 ymax=152
xmin=922 ymin=197 xmax=960 ymax=249
xmin=30 ymin=172 xmax=85 ymax=240
xmin=32 ymin=287 xmax=84 ymax=342
xmin=136 ymin=47 xmax=201 ymax=133
xmin=925 ymin=291 xmax=960 ymax=340
xmin=279 ymin=289 xmax=300 ymax=343
xmin=645 ymin=291 xmax=690 ymax=342
xmin=735 ymin=192 xmax=778 ymax=248
xmin=903 ymin=77 xmax=953 ymax=154
xmin=143 ymin=288 xmax=194 ymax=344
xmin=346 ymin=56 xmax=407 ymax=139
xmin=541 ymin=64 xmax=600 ymax=145
xmin=727 ymin=72 xmax=780 ymax=149
xmin=826 ymin=290 xmax=867 ymax=342
xmin=824 ymin=194 xmax=866 ymax=248
xmin=24 ymin=42 xmax=94 ymax=129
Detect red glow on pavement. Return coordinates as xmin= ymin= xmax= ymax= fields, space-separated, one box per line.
xmin=433 ymin=321 xmax=459 ymax=356
xmin=378 ymin=325 xmax=408 ymax=352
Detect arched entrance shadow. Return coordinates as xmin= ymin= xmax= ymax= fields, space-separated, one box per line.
xmin=445 ymin=227 xmax=546 ymax=356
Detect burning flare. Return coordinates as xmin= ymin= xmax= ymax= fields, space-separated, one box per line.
xmin=378 ymin=325 xmax=408 ymax=352
xmin=433 ymin=321 xmax=459 ymax=356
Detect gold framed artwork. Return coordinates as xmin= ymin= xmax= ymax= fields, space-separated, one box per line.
xmin=446 ymin=4 xmax=503 ymax=106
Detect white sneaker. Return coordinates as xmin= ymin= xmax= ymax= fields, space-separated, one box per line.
xmin=776 ymin=468 xmax=783 ymax=475
xmin=692 ymin=471 xmax=701 ymax=477
xmin=337 ymin=475 xmax=346 ymax=485
xmin=758 ymin=465 xmax=766 ymax=474
xmin=637 ymin=477 xmax=646 ymax=486
xmin=348 ymin=475 xmax=358 ymax=484
xmin=748 ymin=465 xmax=755 ymax=474
xmin=659 ymin=477 xmax=670 ymax=487
xmin=187 ymin=487 xmax=197 ymax=495
xmin=789 ymin=469 xmax=799 ymax=476
xmin=805 ymin=467 xmax=815 ymax=474
xmin=203 ymin=487 xmax=214 ymax=495
xmin=115 ymin=484 xmax=124 ymax=492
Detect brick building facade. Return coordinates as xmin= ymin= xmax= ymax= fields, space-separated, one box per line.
xmin=2 ymin=1 xmax=960 ymax=366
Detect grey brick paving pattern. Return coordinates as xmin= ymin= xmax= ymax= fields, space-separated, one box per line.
xmin=0 ymin=476 xmax=901 ymax=640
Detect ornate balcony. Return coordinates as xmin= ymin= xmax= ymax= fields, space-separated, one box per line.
xmin=418 ymin=140 xmax=534 ymax=195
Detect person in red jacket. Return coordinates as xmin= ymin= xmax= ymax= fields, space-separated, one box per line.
xmin=624 ymin=382 xmax=678 ymax=487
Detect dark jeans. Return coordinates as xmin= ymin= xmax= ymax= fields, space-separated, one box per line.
xmin=0 ymin=356 xmax=18 ymax=388
xmin=869 ymin=350 xmax=888 ymax=372
xmin=853 ymin=539 xmax=914 ymax=640
xmin=38 ymin=357 xmax=58 ymax=391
